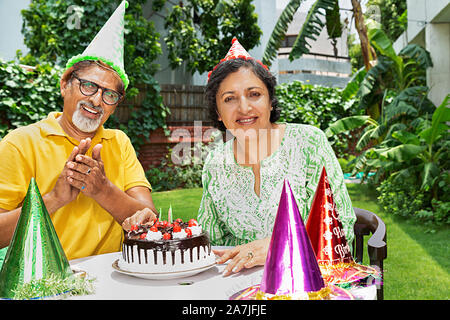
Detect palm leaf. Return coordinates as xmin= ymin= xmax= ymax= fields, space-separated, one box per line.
xmin=419 ymin=94 xmax=450 ymax=145
xmin=421 ymin=162 xmax=440 ymax=190
xmin=325 ymin=115 xmax=371 ymax=138
xmin=366 ymin=19 xmax=402 ymax=68
xmin=356 ymin=129 xmax=373 ymax=151
xmin=349 ymin=150 xmax=368 ymax=175
xmin=375 ymin=144 xmax=426 ymax=162
xmin=391 ymin=130 xmax=420 ymax=145
xmin=391 ymin=165 xmax=418 ymax=184
xmin=399 ymin=44 xmax=433 ymax=70
xmin=289 ymin=0 xmax=336 ymax=61
xmin=357 ymin=56 xmax=393 ymax=111
xmin=341 ymin=66 xmax=366 ymax=100
xmin=384 ymin=86 xmax=428 ymax=124
xmin=385 ymin=100 xmax=419 ymax=122
xmin=262 ymin=0 xmax=305 ymax=66
xmin=384 ymin=122 xmax=407 ymax=140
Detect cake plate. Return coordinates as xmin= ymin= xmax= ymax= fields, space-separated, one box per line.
xmin=112 ymin=259 xmax=217 ymax=280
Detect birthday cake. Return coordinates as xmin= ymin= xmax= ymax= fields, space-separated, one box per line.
xmin=118 ymin=218 xmax=215 ymax=273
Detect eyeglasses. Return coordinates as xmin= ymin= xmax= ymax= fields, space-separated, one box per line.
xmin=72 ymin=74 xmax=123 ymax=105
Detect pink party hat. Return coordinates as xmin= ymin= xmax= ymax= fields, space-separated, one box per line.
xmin=207 ymin=37 xmax=269 ymax=81
xmin=257 ymin=179 xmax=328 ymax=299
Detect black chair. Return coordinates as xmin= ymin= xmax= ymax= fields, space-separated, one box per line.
xmin=352 ymin=207 xmax=387 ymax=300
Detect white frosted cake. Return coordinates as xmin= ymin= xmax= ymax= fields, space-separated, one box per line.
xmin=118 ymin=218 xmax=215 ymax=273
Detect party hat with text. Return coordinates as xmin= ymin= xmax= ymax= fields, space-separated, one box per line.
xmin=230 ymin=179 xmax=353 ymax=300
xmin=306 ymin=167 xmax=380 ymax=286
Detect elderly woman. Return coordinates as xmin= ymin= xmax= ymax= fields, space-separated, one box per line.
xmin=197 ymin=38 xmax=355 ymax=276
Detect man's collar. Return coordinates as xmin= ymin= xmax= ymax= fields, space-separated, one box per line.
xmin=40 ymin=112 xmax=115 ymax=140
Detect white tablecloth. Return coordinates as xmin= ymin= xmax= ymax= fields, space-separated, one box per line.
xmin=69 ymin=249 xmax=377 ymax=300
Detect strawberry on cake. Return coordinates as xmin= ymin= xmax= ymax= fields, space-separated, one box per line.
xmin=118 ymin=218 xmax=215 ymax=273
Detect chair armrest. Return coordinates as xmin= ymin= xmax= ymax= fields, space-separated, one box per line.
xmin=353 ymin=207 xmax=387 ymax=262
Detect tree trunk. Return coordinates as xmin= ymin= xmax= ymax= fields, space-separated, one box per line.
xmin=351 ymin=0 xmax=380 ymax=119
xmin=351 ymin=0 xmax=377 ymax=71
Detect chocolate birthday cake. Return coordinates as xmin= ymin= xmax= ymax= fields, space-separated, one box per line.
xmin=118 ymin=218 xmax=215 ymax=273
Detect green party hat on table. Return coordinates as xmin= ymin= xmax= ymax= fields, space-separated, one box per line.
xmin=0 ymin=178 xmax=75 ymax=299
xmin=65 ymin=1 xmax=129 ymax=89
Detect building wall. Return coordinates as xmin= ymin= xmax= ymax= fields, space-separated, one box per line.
xmin=394 ymin=0 xmax=450 ymax=107
xmin=0 ymin=0 xmax=30 ymax=61
xmin=426 ymin=21 xmax=450 ymax=107
xmin=275 ymin=0 xmax=353 ymax=87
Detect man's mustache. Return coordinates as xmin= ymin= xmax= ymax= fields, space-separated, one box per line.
xmin=77 ymin=100 xmax=104 ymax=115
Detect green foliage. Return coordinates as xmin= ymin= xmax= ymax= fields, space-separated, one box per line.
xmin=332 ymin=21 xmax=434 ymax=156
xmin=354 ymin=21 xmax=432 ymax=116
xmin=19 ymin=0 xmax=166 ymax=151
xmin=0 ymin=59 xmax=63 ymax=137
xmin=348 ymin=0 xmax=407 ymax=73
xmin=376 ymin=175 xmax=429 ymax=219
xmin=367 ymin=0 xmax=407 ymax=42
xmin=161 ymin=0 xmax=262 ymax=74
xmin=146 ymin=163 xmax=203 ymax=192
xmin=328 ymin=20 xmax=448 ymax=225
xmin=263 ymin=0 xmax=337 ymax=66
xmin=276 ymin=81 xmax=357 ymax=129
xmin=145 ymin=144 xmax=208 ymax=192
xmin=262 ymin=0 xmax=304 ymax=66
xmin=377 ymin=170 xmax=449 ymax=225
xmin=379 ymin=94 xmax=450 ymax=194
xmin=276 ymin=80 xmax=360 ymax=157
xmin=325 ymin=0 xmax=342 ymax=39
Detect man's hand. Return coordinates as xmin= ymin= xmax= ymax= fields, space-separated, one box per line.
xmin=66 ymin=143 xmax=108 ymax=199
xmin=122 ymin=208 xmax=158 ymax=231
xmin=65 ymin=142 xmax=157 ymax=225
xmin=47 ymin=138 xmax=91 ymax=211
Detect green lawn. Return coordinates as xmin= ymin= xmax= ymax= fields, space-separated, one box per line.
xmin=152 ymin=184 xmax=450 ymax=300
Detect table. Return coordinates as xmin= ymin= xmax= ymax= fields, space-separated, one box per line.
xmin=69 ymin=249 xmax=377 ymax=300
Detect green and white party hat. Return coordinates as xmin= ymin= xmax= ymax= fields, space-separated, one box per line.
xmin=0 ymin=178 xmax=94 ymax=299
xmin=65 ymin=1 xmax=129 ymax=89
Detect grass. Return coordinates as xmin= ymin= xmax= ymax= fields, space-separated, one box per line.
xmin=152 ymin=184 xmax=450 ymax=300
xmin=152 ymin=188 xmax=203 ymax=222
xmin=347 ymin=184 xmax=450 ymax=300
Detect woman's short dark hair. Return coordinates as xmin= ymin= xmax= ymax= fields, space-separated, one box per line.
xmin=205 ymin=58 xmax=280 ymax=132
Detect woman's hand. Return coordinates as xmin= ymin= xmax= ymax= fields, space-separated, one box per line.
xmin=213 ymin=237 xmax=270 ymax=276
xmin=122 ymin=208 xmax=157 ymax=231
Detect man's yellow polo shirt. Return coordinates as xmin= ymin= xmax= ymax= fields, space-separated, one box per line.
xmin=0 ymin=112 xmax=151 ymax=260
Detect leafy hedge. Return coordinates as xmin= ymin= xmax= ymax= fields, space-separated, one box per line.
xmin=276 ymin=80 xmax=361 ymax=158
xmin=18 ymin=0 xmax=167 ymax=151
xmin=0 ymin=60 xmax=62 ymax=138
xmin=276 ymin=81 xmax=358 ymax=128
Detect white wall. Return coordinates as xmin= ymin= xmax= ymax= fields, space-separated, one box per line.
xmin=426 ymin=22 xmax=450 ymax=107
xmin=0 ymin=0 xmax=30 ymax=61
xmin=395 ymin=0 xmax=450 ymax=106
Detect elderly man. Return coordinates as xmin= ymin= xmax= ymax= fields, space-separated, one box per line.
xmin=0 ymin=1 xmax=156 ymax=260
